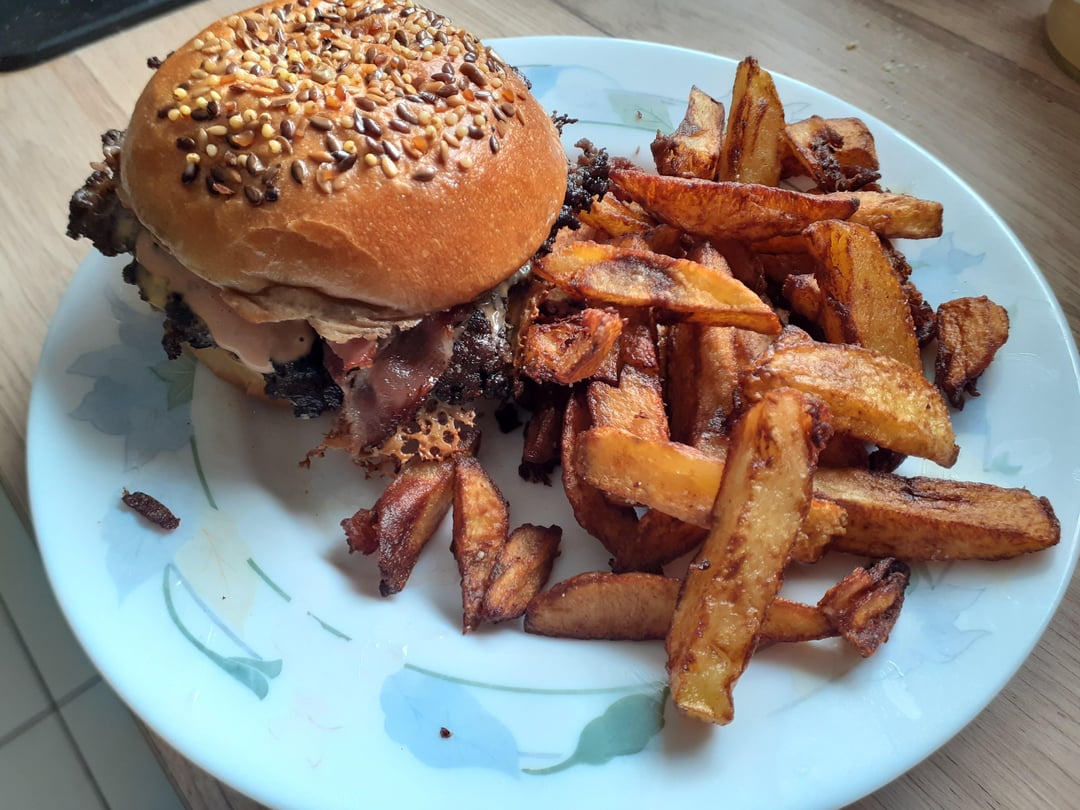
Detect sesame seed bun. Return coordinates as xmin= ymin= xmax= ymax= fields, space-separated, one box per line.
xmin=119 ymin=0 xmax=567 ymax=334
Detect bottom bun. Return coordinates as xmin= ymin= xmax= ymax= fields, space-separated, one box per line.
xmin=187 ymin=345 xmax=284 ymax=407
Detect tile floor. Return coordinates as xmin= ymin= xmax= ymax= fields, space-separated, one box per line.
xmin=0 ymin=491 xmax=183 ymax=809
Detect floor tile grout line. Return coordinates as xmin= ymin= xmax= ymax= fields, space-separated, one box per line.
xmin=0 ymin=591 xmax=112 ymax=809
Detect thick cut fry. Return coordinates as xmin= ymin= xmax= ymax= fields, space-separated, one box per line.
xmin=824 ymin=191 xmax=943 ymax=239
xmin=804 ymin=220 xmax=922 ymax=370
xmin=561 ymin=390 xmax=645 ymax=570
xmin=817 ymin=558 xmax=910 ymax=657
xmin=742 ymin=342 xmax=959 ymax=467
xmin=934 ymin=296 xmax=1010 ymax=408
xmin=452 ymin=456 xmax=510 ymax=633
xmin=793 ymin=498 xmax=847 ymax=564
xmin=630 ymin=509 xmax=709 ymax=572
xmin=524 ymin=571 xmax=835 ymax=644
xmin=667 ymin=389 xmax=828 ymax=724
xmin=536 ymin=240 xmax=780 ymax=333
xmin=718 ymin=56 xmax=786 ymax=186
xmin=611 ymin=168 xmax=860 ymax=242
xmin=519 ymin=384 xmax=569 ymax=484
xmin=815 ymin=468 xmax=1059 ymax=560
xmin=519 ymin=308 xmax=624 ymax=385
xmin=525 ymin=572 xmax=679 ymax=640
xmin=481 ymin=524 xmax=562 ymax=624
xmin=578 ymin=194 xmax=656 ymax=236
xmin=588 ymin=365 xmax=669 ymax=442
xmin=341 ymin=459 xmax=455 ymax=596
xmin=651 ymin=85 xmax=725 ymax=180
xmin=782 ymin=116 xmax=881 ymax=191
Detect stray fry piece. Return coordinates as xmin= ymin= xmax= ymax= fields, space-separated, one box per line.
xmin=611 ymin=168 xmax=860 ymax=242
xmin=824 ymin=191 xmax=943 ymax=239
xmin=588 ymin=365 xmax=669 ymax=442
xmin=481 ymin=524 xmax=562 ymax=624
xmin=122 ymin=489 xmax=180 ymax=531
xmin=667 ymin=388 xmax=828 ymax=724
xmin=519 ymin=308 xmax=624 ymax=385
xmin=718 ymin=56 xmax=786 ymax=186
xmin=934 ymin=296 xmax=1010 ymax=408
xmin=760 ymin=599 xmax=836 ymax=644
xmin=742 ymin=342 xmax=959 ymax=467
xmin=815 ymin=467 xmax=1060 ymax=560
xmin=578 ymin=193 xmax=656 ymax=236
xmin=518 ymin=384 xmax=568 ymax=484
xmin=525 ymin=571 xmax=679 ymax=641
xmin=629 ymin=509 xmax=709 ymax=573
xmin=536 ymin=240 xmax=781 ymax=333
xmin=344 ymin=458 xmax=456 ymax=596
xmin=651 ymin=85 xmax=725 ymax=180
xmin=782 ymin=115 xmax=881 ymax=192
xmin=452 ymin=456 xmax=510 ymax=632
xmin=804 ymin=219 xmax=921 ymax=370
xmin=817 ymin=558 xmax=910 ymax=657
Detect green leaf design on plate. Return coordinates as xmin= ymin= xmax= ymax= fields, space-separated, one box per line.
xmin=607 ymin=89 xmax=675 ymax=132
xmin=987 ymin=451 xmax=1023 ymax=476
xmin=151 ymin=355 xmax=196 ymax=410
xmin=524 ymin=688 xmax=667 ymax=775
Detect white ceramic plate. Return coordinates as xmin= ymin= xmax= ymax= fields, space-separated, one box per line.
xmin=29 ymin=37 xmax=1080 ymax=810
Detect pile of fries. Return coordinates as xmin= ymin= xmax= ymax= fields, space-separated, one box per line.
xmin=345 ymin=57 xmax=1060 ymax=727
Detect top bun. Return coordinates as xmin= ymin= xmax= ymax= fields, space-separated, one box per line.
xmin=120 ymin=0 xmax=567 ymax=333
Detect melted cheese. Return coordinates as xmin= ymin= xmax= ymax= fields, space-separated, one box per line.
xmin=135 ymin=232 xmax=315 ymax=374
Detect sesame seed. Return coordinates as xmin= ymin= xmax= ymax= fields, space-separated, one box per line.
xmin=310 ymin=114 xmax=333 ymax=130
xmin=207 ymin=124 xmax=228 ymax=137
xmin=268 ymin=140 xmax=282 ymax=154
xmin=261 ymin=123 xmax=276 ymax=138
xmin=229 ymin=114 xmax=244 ymax=130
xmin=412 ymin=166 xmax=436 ymax=181
xmin=363 ymin=152 xmax=378 ymax=167
xmin=185 ymin=152 xmax=201 ymax=163
xmin=206 ymin=144 xmax=219 ymax=157
xmin=380 ymin=154 xmax=399 ymax=177
xmin=290 ymin=160 xmax=309 ymax=183
xmin=179 ymin=104 xmax=192 ymax=117
xmin=458 ymin=154 xmax=474 ymax=170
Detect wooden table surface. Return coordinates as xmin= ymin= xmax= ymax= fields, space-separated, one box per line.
xmin=2 ymin=0 xmax=1078 ymax=807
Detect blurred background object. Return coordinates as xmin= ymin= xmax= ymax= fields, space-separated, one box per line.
xmin=1048 ymin=0 xmax=1080 ymax=76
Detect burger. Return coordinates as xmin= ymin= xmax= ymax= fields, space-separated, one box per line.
xmin=67 ymin=0 xmax=581 ymax=472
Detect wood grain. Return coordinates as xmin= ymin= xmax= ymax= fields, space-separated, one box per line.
xmin=3 ymin=0 xmax=1078 ymax=807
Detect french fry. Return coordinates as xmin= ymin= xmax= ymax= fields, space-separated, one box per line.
xmin=804 ymin=219 xmax=922 ymax=370
xmin=651 ymin=85 xmax=725 ymax=180
xmin=578 ymin=194 xmax=656 ymax=236
xmin=481 ymin=524 xmax=562 ymax=624
xmin=825 ymin=191 xmax=943 ymax=239
xmin=611 ymin=168 xmax=860 ymax=242
xmin=341 ymin=459 xmax=455 ymax=596
xmin=561 ymin=390 xmax=645 ymax=571
xmin=782 ymin=115 xmax=881 ymax=192
xmin=588 ymin=366 xmax=669 ymax=442
xmin=741 ymin=342 xmax=959 ymax=467
xmin=519 ymin=308 xmax=624 ymax=385
xmin=525 ymin=571 xmax=680 ymax=640
xmin=452 ymin=456 xmax=510 ymax=633
xmin=814 ymin=467 xmax=1060 ymax=560
xmin=718 ymin=56 xmax=786 ymax=186
xmin=518 ymin=383 xmax=569 ymax=484
xmin=629 ymin=509 xmax=708 ymax=572
xmin=934 ymin=296 xmax=1010 ymax=408
xmin=793 ymin=498 xmax=846 ymax=564
xmin=536 ymin=240 xmax=781 ymax=333
xmin=667 ymin=388 xmax=828 ymax=724
xmin=817 ymin=558 xmax=910 ymax=657
xmin=524 ymin=570 xmax=836 ymax=644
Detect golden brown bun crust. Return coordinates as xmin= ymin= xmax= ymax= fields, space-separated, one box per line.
xmin=121 ymin=1 xmax=567 ymax=321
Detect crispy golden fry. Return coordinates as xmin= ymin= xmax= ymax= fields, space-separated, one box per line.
xmin=617 ymin=311 xmax=661 ymax=371
xmin=561 ymin=390 xmax=645 ymax=571
xmin=481 ymin=524 xmax=562 ymax=624
xmin=519 ymin=308 xmax=624 ymax=385
xmin=818 ymin=558 xmax=910 ymax=657
xmin=782 ymin=115 xmax=881 ymax=191
xmin=742 ymin=342 xmax=959 ymax=467
xmin=760 ymin=599 xmax=837 ymax=644
xmin=525 ymin=571 xmax=680 ymax=640
xmin=342 ymin=459 xmax=456 ymax=596
xmin=588 ymin=366 xmax=669 ymax=442
xmin=611 ymin=168 xmax=860 ymax=242
xmin=664 ymin=323 xmax=701 ymax=445
xmin=815 ymin=467 xmax=1060 ymax=560
xmin=817 ymin=431 xmax=871 ymax=469
xmin=709 ymin=238 xmax=768 ymax=296
xmin=782 ymin=272 xmax=833 ymax=329
xmin=934 ymin=296 xmax=1010 ymax=409
xmin=452 ymin=456 xmax=510 ymax=633
xmin=651 ymin=85 xmax=725 ymax=180
xmin=718 ymin=56 xmax=786 ymax=186
xmin=536 ymin=240 xmax=781 ymax=333
xmin=667 ymin=389 xmax=828 ymax=724
xmin=804 ymin=220 xmax=922 ymax=370
xmin=760 ymin=251 xmax=818 ymax=285
xmin=578 ymin=194 xmax=656 ymax=236
xmin=524 ymin=570 xmax=835 ymax=644
xmin=824 ymin=191 xmax=943 ymax=239
xmin=752 ymin=233 xmax=813 ymax=254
